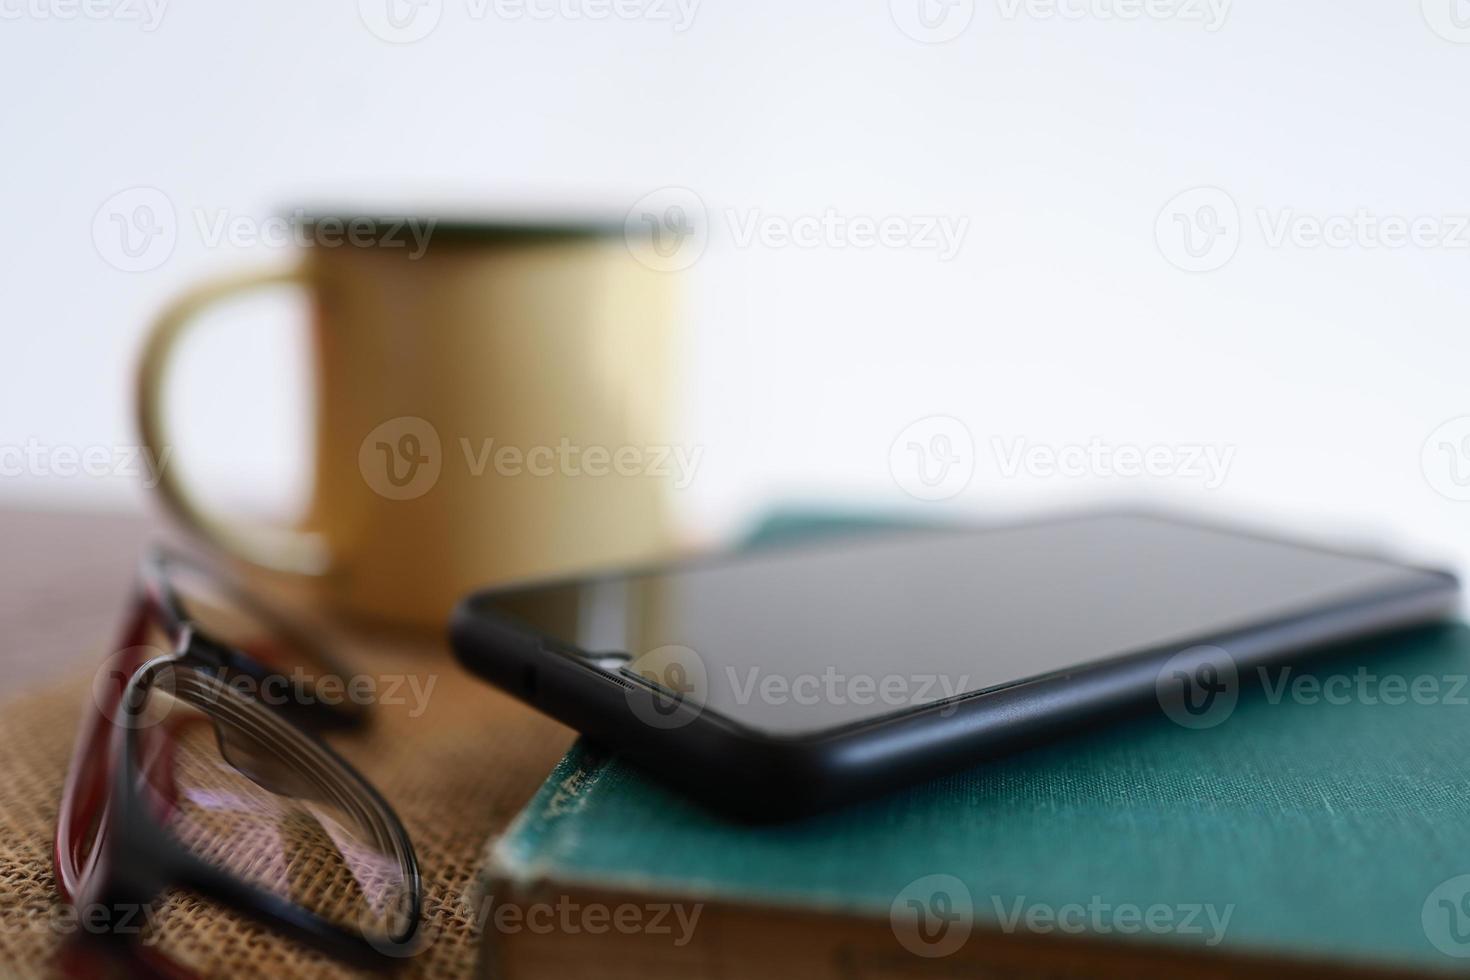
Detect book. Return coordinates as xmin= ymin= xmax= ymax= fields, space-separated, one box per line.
xmin=473 ymin=518 xmax=1470 ymax=978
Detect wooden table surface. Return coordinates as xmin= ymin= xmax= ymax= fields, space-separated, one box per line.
xmin=1 ymin=507 xmax=151 ymax=691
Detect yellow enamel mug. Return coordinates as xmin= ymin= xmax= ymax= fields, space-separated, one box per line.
xmin=136 ymin=216 xmax=682 ymax=628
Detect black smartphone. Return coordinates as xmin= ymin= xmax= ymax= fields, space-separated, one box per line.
xmin=451 ymin=511 xmax=1459 ymax=820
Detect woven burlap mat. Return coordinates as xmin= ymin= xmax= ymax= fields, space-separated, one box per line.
xmin=0 ymin=633 xmax=575 ymax=978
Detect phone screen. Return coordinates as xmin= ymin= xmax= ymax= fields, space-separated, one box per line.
xmin=483 ymin=513 xmax=1449 ymax=736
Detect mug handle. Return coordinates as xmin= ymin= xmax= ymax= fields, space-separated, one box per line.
xmin=136 ymin=266 xmax=331 ymax=576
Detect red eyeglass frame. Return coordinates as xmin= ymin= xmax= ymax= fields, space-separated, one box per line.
xmin=52 ymin=549 xmax=420 ymax=977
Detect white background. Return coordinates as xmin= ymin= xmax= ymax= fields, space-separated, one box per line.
xmin=3 ymin=0 xmax=1470 ymax=573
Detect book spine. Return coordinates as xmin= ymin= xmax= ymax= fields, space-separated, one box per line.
xmin=476 ymin=881 xmax=1436 ymax=980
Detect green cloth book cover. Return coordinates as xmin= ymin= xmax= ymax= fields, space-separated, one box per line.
xmin=486 ymin=518 xmax=1470 ymax=974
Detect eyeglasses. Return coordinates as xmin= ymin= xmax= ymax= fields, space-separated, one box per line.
xmin=54 ymin=549 xmax=422 ymax=976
